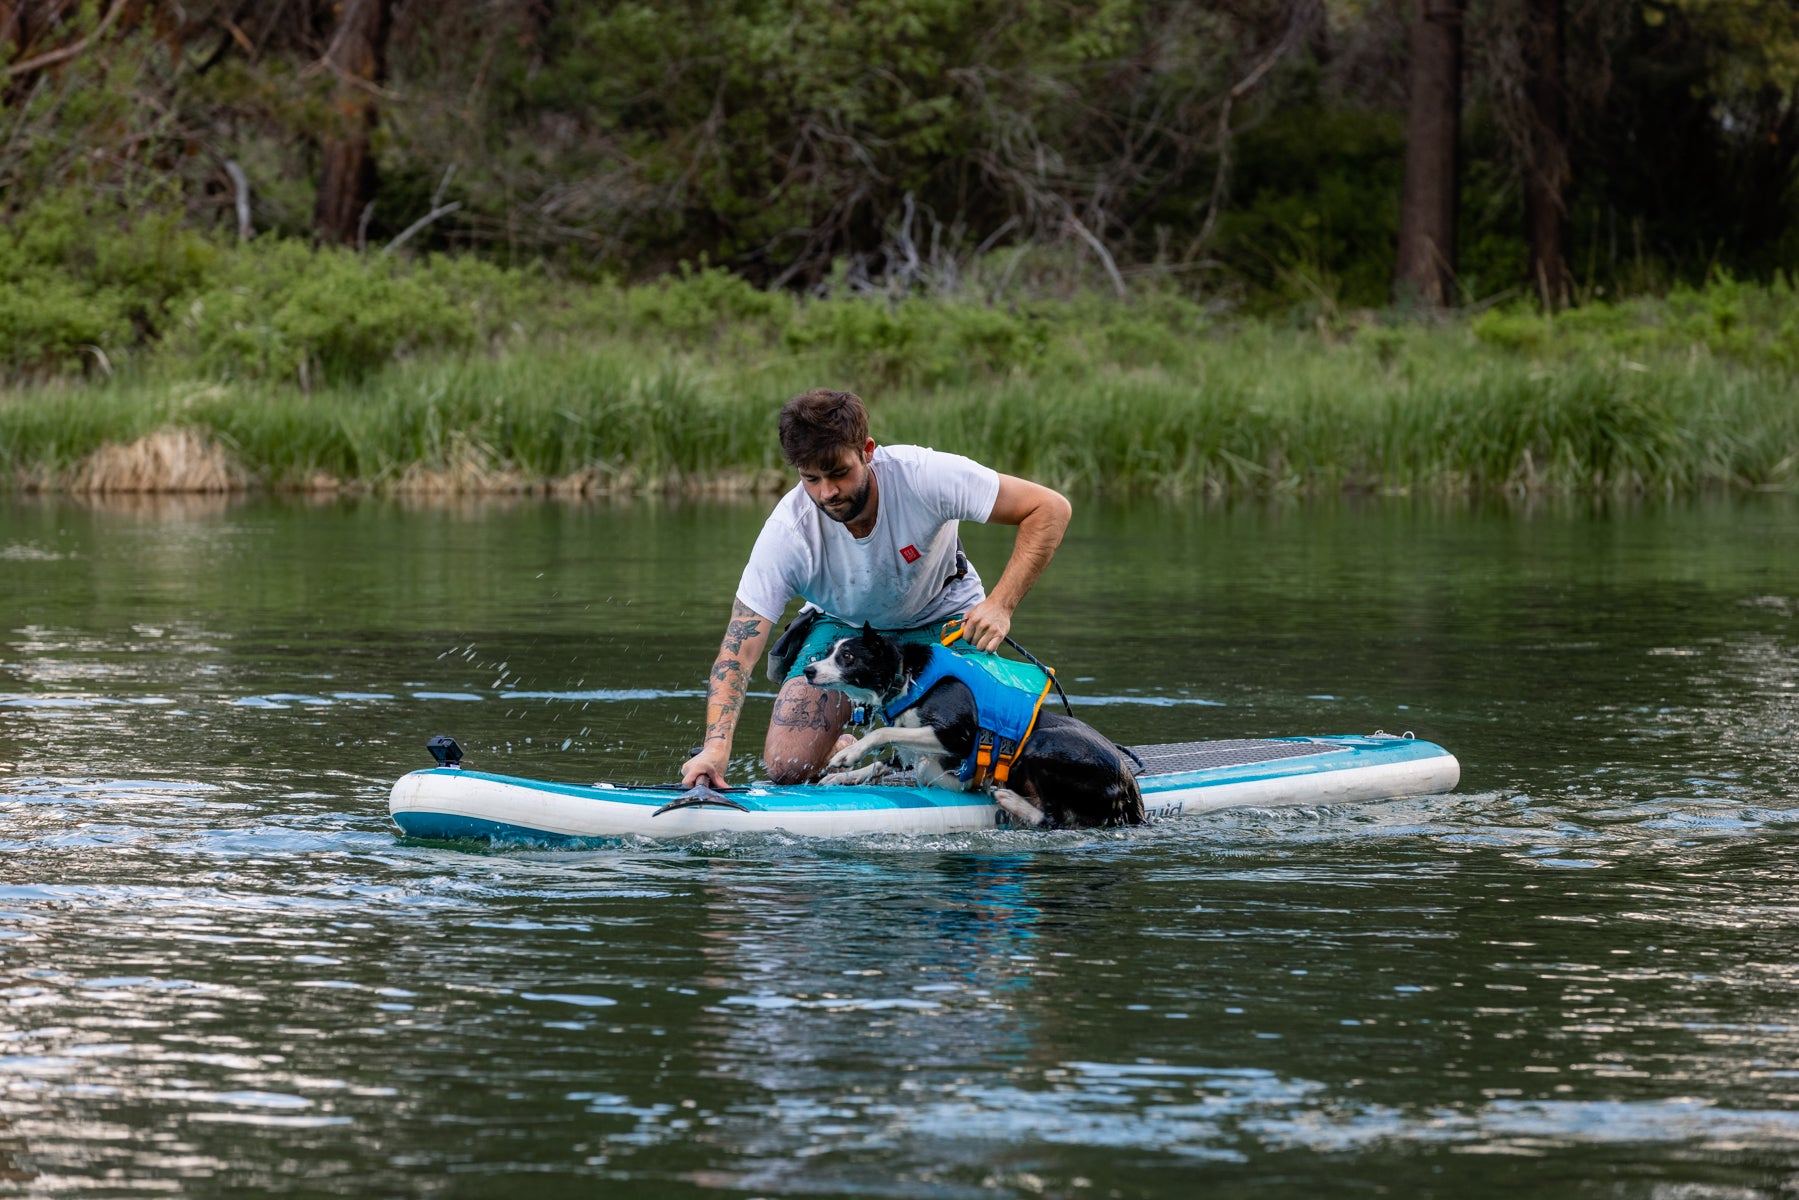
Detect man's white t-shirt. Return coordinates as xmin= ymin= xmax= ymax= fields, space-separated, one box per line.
xmin=736 ymin=444 xmax=1001 ymax=628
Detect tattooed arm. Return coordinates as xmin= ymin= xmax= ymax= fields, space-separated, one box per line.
xmin=679 ymin=599 xmax=774 ymax=788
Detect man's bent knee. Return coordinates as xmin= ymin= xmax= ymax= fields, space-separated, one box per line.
xmin=764 ymin=757 xmax=816 ymax=786
xmin=763 ymin=733 xmax=836 ymax=784
xmin=763 ymin=678 xmax=851 ymax=783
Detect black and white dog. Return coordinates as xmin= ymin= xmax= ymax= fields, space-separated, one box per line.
xmin=802 ymin=625 xmax=1144 ymax=828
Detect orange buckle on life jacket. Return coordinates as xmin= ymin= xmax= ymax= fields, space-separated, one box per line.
xmin=973 ymin=732 xmax=996 ymax=784
xmin=990 ymin=743 xmax=1017 ymax=786
xmin=970 ymin=731 xmax=1024 ymax=788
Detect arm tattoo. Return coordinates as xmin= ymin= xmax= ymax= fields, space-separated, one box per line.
xmin=721 ymin=600 xmax=763 ymax=656
xmin=705 ymin=659 xmax=747 ymax=741
xmin=701 ymin=601 xmax=770 ymax=746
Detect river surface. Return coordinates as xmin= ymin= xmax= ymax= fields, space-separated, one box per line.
xmin=2 ymin=491 xmax=1797 ymax=1198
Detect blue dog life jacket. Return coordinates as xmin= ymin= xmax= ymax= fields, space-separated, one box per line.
xmin=881 ymin=643 xmax=1055 ymax=786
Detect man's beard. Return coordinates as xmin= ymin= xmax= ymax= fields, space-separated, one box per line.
xmin=812 ymin=470 xmax=872 ymax=524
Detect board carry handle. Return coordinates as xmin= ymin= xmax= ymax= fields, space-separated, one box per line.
xmin=426 ymin=735 xmax=463 ymax=768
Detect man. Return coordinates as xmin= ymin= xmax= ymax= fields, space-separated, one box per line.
xmin=679 ymin=388 xmax=1072 ymax=788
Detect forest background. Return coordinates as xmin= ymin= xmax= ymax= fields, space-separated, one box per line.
xmin=1 ymin=0 xmax=1796 ymax=496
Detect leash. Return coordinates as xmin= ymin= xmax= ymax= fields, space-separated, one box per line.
xmin=939 ymin=618 xmax=1075 ymax=718
xmin=1001 ymin=635 xmax=1075 ymax=718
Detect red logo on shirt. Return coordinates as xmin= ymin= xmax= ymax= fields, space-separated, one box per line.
xmin=899 ymin=544 xmax=920 ymax=564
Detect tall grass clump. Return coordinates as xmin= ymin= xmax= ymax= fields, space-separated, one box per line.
xmin=872 ymin=326 xmax=1793 ymax=496
xmin=1 ymin=219 xmax=1795 ymax=497
xmin=7 ymin=319 xmax=1795 ymax=496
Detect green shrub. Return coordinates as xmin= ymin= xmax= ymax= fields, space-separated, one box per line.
xmin=1068 ymin=291 xmax=1213 ymax=369
xmin=173 ymin=242 xmax=510 ymax=384
xmin=1469 ymin=308 xmax=1553 ymax=354
xmin=1471 ymin=279 xmax=1799 ymax=372
xmin=783 ymin=299 xmax=919 ymax=385
xmin=0 ymin=270 xmax=133 ymax=373
xmin=623 ymin=265 xmax=794 ymax=340
xmin=782 ymin=296 xmax=1047 ymax=387
xmin=0 ymin=192 xmax=219 ymax=372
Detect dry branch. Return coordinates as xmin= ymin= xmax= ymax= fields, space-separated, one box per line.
xmin=3 ymin=0 xmax=129 ymax=79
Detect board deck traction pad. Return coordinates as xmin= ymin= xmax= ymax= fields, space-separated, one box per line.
xmin=1127 ymin=738 xmax=1351 ymax=775
xmin=831 ymin=738 xmax=1353 ymax=787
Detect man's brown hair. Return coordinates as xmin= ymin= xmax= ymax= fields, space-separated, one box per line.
xmin=778 ymin=389 xmax=869 ymax=468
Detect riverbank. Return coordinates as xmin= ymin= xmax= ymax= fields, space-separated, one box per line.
xmin=3 ymin=268 xmax=1795 ymax=497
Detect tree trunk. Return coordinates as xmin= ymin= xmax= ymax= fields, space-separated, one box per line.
xmin=1523 ymin=0 xmax=1570 ymax=309
xmin=1394 ymin=0 xmax=1463 ymax=307
xmin=313 ymin=0 xmax=392 ymax=246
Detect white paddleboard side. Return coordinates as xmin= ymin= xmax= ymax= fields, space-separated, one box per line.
xmin=1143 ymin=750 xmax=1461 ymax=819
xmin=387 ymin=735 xmax=1461 ymax=843
xmin=387 ymin=770 xmax=998 ymax=840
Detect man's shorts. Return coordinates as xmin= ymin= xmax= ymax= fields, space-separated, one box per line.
xmin=776 ymin=612 xmax=978 ymax=685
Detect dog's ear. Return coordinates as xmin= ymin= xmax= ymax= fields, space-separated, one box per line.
xmin=862 ymin=622 xmax=876 ymax=641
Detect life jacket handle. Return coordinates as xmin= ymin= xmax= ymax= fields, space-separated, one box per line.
xmin=940 ymin=617 xmax=1074 ymax=718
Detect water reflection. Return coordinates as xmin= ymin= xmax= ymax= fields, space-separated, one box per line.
xmin=3 ymin=493 xmax=1799 ymax=1196
xmin=54 ymin=491 xmax=241 ymax=519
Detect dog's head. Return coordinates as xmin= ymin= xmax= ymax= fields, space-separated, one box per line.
xmin=802 ymin=623 xmax=902 ymax=705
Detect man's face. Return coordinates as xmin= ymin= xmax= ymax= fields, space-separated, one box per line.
xmin=798 ymin=442 xmax=874 ymax=525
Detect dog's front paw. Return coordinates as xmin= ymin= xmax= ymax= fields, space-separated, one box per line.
xmin=825 ymin=745 xmax=864 ymax=772
xmin=821 ymin=762 xmax=882 ymax=787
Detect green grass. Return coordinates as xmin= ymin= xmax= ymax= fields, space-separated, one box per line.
xmin=3 ymin=274 xmax=1797 ymax=497
xmin=884 ymin=335 xmax=1796 ymax=495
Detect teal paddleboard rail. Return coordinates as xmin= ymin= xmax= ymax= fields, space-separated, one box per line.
xmin=388 ymin=733 xmax=1460 ymax=844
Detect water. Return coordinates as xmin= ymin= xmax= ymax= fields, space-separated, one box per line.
xmin=2 ymin=491 xmax=1797 ymax=1198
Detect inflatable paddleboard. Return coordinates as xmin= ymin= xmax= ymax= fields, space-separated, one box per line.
xmin=387 ymin=733 xmax=1459 ymax=844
